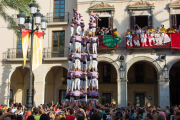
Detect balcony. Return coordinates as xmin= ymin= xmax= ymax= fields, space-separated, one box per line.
xmin=43 ymin=47 xmax=68 ymax=61
xmin=46 ymin=12 xmax=69 ymax=26
xmin=2 ymin=48 xmax=31 ymax=61
xmin=2 ymin=47 xmax=69 ymax=61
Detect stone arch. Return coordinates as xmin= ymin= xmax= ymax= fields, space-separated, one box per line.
xmin=167 ymin=56 xmax=180 ymax=70
xmin=98 ymin=56 xmax=120 ymax=80
xmin=126 ymin=56 xmax=162 ymax=80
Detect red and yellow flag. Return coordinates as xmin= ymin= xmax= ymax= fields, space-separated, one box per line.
xmin=22 ymin=29 xmax=30 ymax=65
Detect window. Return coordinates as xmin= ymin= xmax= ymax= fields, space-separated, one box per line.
xmin=103 ymin=64 xmax=111 ymax=82
xmin=17 ymin=33 xmax=22 ymax=52
xmin=102 ymin=93 xmax=111 ymax=105
xmin=135 ymin=63 xmax=144 ymax=83
xmin=26 ymin=89 xmax=34 ymax=104
xmin=52 ymin=31 xmax=65 ymax=52
xmin=59 ymin=90 xmax=66 ymax=103
xmin=10 ymin=89 xmax=13 ymax=103
xmin=131 ymin=15 xmax=152 ymax=29
xmin=54 ymin=0 xmax=65 ymax=21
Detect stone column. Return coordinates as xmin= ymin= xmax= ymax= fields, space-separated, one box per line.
xmin=151 ymin=9 xmax=154 ymax=28
xmin=34 ymin=81 xmax=45 ymax=106
xmin=158 ymin=79 xmax=170 ymax=108
xmin=117 ymin=79 xmax=127 ymax=108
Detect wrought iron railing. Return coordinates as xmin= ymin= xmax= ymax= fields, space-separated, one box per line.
xmin=2 ymin=48 xmax=31 ymax=59
xmin=46 ymin=12 xmax=69 ymax=23
xmin=43 ymin=47 xmax=69 ymax=58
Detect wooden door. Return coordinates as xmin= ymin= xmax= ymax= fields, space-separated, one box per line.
xmin=109 ymin=17 xmax=113 ymax=28
xmin=131 ymin=16 xmax=136 ymax=30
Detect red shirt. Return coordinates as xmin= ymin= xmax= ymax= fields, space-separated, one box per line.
xmin=66 ymin=115 xmax=74 ymax=120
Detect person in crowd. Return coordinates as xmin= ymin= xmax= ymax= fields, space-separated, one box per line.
xmin=160 ymin=25 xmax=167 ymax=33
xmin=73 ymin=33 xmax=82 ymax=53
xmin=67 ymin=70 xmax=73 ymax=92
xmin=80 ymin=20 xmax=85 ymax=36
xmin=76 ymin=18 xmax=81 ymax=35
xmin=68 ymin=51 xmax=74 ymax=72
xmin=90 ymin=53 xmax=98 ymax=71
xmin=90 ymin=36 xmax=99 ymax=54
xmin=86 ymin=36 xmax=91 ymax=53
xmin=156 ymin=27 xmax=160 ymax=33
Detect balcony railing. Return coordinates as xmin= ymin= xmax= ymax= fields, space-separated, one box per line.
xmin=2 ymin=48 xmax=31 ymax=59
xmin=43 ymin=47 xmax=69 ymax=58
xmin=46 ymin=12 xmax=69 ymax=24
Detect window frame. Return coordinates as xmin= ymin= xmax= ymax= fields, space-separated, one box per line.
xmin=17 ymin=33 xmax=22 ymax=53
xmin=52 ymin=31 xmax=65 ymax=52
xmin=53 ymin=0 xmax=65 ymax=18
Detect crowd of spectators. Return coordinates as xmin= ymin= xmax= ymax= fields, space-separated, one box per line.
xmin=0 ymin=101 xmax=180 ymax=120
xmin=95 ymin=27 xmax=118 ymax=36
xmin=126 ymin=24 xmax=180 ymax=35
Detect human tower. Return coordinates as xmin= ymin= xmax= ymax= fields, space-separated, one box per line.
xmin=65 ymin=8 xmax=101 ymax=104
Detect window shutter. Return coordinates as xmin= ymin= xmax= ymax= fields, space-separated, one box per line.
xmin=148 ymin=16 xmax=152 ymax=28
xmin=109 ymin=17 xmax=113 ymax=28
xmin=131 ymin=16 xmax=135 ymax=29
xmin=171 ymin=15 xmax=177 ymax=28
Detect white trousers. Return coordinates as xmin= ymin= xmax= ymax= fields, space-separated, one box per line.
xmin=75 ymin=59 xmax=81 ymax=69
xmin=87 ymin=61 xmax=91 ymax=70
xmin=68 ymin=60 xmax=72 ymax=72
xmin=71 ymin=79 xmax=75 ymax=91
xmin=80 ymin=80 xmax=87 ymax=90
xmin=70 ymin=27 xmax=74 ymax=36
xmin=69 ymin=43 xmax=73 ymax=53
xmin=81 ymin=45 xmax=86 ymax=53
xmin=92 ymin=78 xmax=97 ymax=87
xmin=80 ymin=30 xmax=85 ymax=36
xmin=76 ymin=26 xmax=81 ymax=35
xmin=96 ymin=79 xmax=98 ymax=89
xmin=67 ymin=79 xmax=71 ymax=92
xmin=88 ymin=79 xmax=91 ymax=87
xmin=81 ymin=62 xmax=87 ymax=71
xmin=83 ymin=63 xmax=87 ymax=71
xmin=92 ymin=60 xmax=97 ymax=70
xmin=92 ymin=43 xmax=97 ymax=54
xmin=75 ymin=42 xmax=81 ymax=52
xmin=87 ymin=43 xmax=90 ymax=53
xmin=74 ymin=78 xmax=80 ymax=90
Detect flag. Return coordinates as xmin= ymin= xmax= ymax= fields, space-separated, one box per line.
xmin=32 ymin=32 xmax=43 ymax=71
xmin=22 ymin=29 xmax=30 ymax=66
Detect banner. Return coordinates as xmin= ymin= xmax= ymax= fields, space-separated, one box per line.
xmin=22 ymin=30 xmax=30 ymax=65
xmin=171 ymin=33 xmax=180 ymax=49
xmin=126 ymin=33 xmax=171 ymax=48
xmin=32 ymin=32 xmax=43 ymax=71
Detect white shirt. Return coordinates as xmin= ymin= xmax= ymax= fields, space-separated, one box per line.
xmin=136 ymin=29 xmax=141 ymax=34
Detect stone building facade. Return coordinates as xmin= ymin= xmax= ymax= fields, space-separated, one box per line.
xmin=0 ymin=0 xmax=180 ymax=108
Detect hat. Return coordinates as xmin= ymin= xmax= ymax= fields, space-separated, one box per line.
xmin=128 ymin=32 xmax=131 ymax=35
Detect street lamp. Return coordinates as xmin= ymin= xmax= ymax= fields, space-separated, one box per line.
xmin=119 ymin=55 xmax=125 ymax=79
xmin=162 ymin=54 xmax=169 ymax=80
xmin=17 ymin=0 xmax=47 ymax=111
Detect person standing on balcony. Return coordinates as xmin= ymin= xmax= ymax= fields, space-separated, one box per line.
xmin=73 ymin=33 xmax=82 ymax=53
xmin=67 ymin=70 xmax=73 ymax=92
xmin=69 ymin=36 xmax=74 ymax=53
xmin=68 ymin=51 xmax=74 ymax=71
xmin=76 ymin=19 xmax=81 ymax=35
xmin=90 ymin=53 xmax=99 ymax=72
xmin=80 ymin=21 xmax=85 ymax=36
xmin=90 ymin=36 xmax=99 ymax=54
xmin=86 ymin=36 xmax=91 ymax=53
